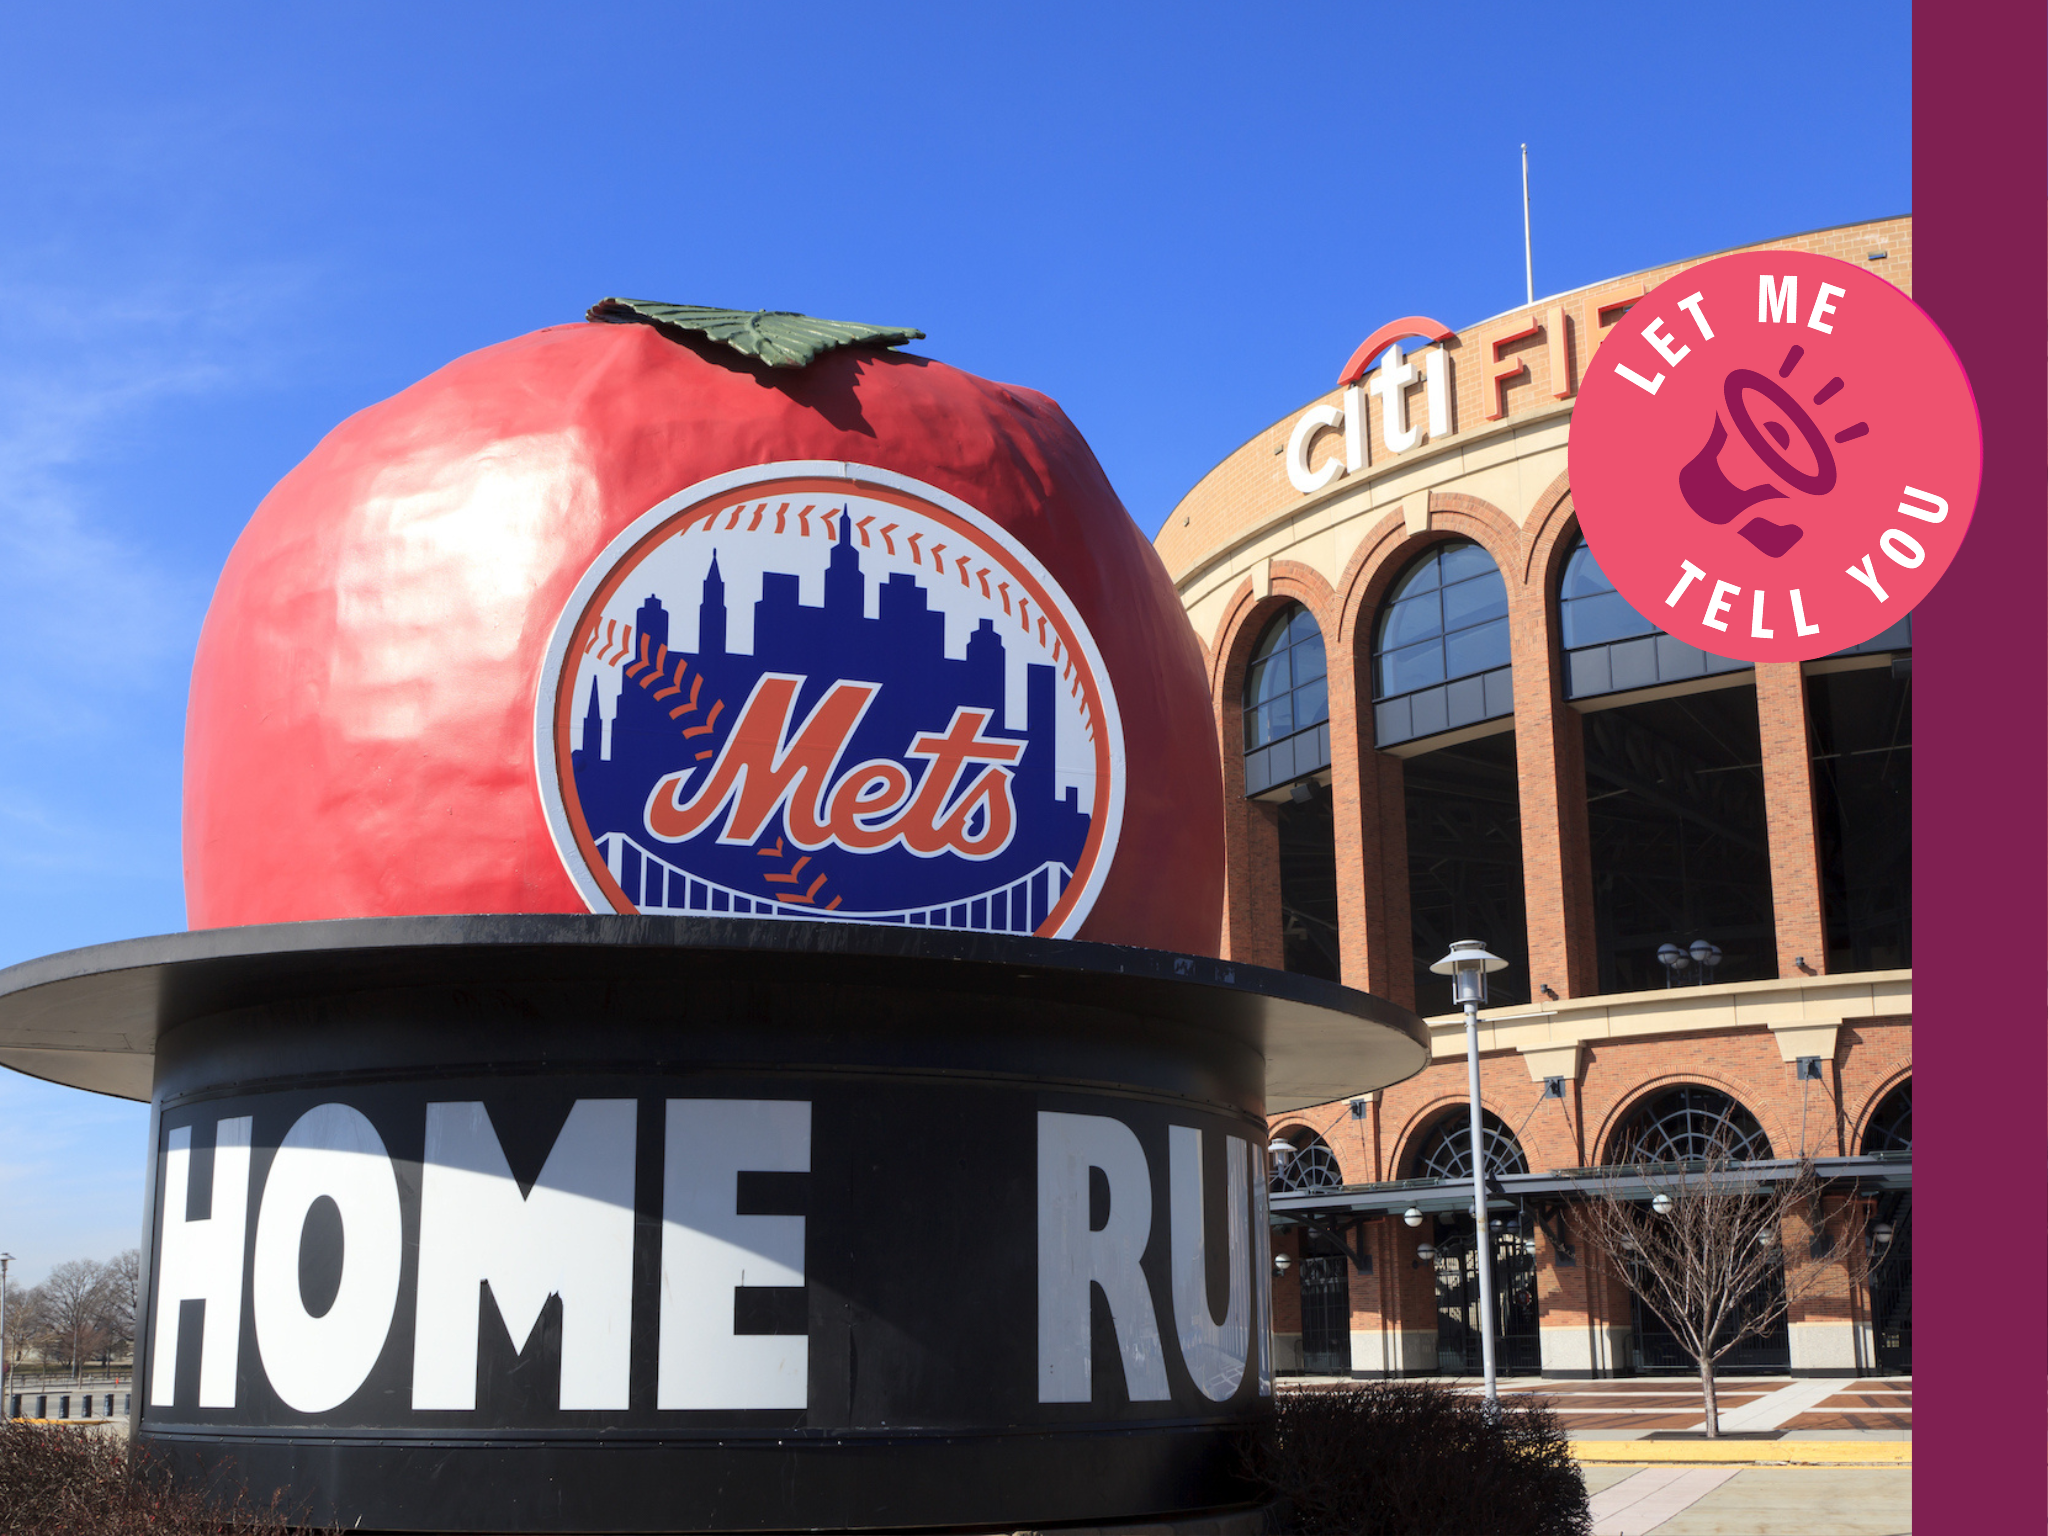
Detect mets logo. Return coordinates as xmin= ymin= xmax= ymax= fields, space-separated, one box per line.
xmin=536 ymin=462 xmax=1126 ymax=936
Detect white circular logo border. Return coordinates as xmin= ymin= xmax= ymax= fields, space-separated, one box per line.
xmin=533 ymin=460 xmax=1128 ymax=939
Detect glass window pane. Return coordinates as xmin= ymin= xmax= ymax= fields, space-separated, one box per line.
xmin=1247 ymin=651 xmax=1291 ymax=703
xmin=1293 ymin=674 xmax=1329 ymax=729
xmin=1444 ymin=617 xmax=1510 ymax=681
xmin=1559 ymin=542 xmax=1617 ymax=601
xmin=1442 ymin=574 xmax=1509 ymax=631
xmin=1244 ymin=698 xmax=1292 ymax=750
xmin=1287 ymin=607 xmax=1321 ymax=647
xmin=1292 ymin=630 xmax=1328 ymax=684
xmin=1266 ymin=693 xmax=1293 ymax=741
xmin=1437 ymin=542 xmax=1496 ymax=584
xmin=1379 ymin=638 xmax=1446 ymax=697
xmin=1379 ymin=592 xmax=1443 ymax=649
xmin=1252 ymin=610 xmax=1294 ymax=663
xmin=1389 ymin=551 xmax=1442 ymax=599
xmin=1563 ymin=589 xmax=1657 ymax=649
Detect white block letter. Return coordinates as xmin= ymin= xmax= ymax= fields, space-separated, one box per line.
xmin=1897 ymin=487 xmax=1949 ymax=523
xmin=1846 ymin=556 xmax=1890 ymax=603
xmin=1640 ymin=316 xmax=1690 ymax=368
xmin=1422 ymin=345 xmax=1452 ymax=439
xmin=1665 ymin=560 xmax=1708 ymax=608
xmin=1750 ymin=590 xmax=1774 ymax=640
xmin=253 ymin=1104 xmax=403 ymax=1413
xmin=1791 ymin=588 xmax=1821 ymax=636
xmin=1614 ymin=361 xmax=1666 ymax=395
xmin=1760 ymin=275 xmax=1798 ymax=324
xmin=1037 ymin=1111 xmax=1169 ymax=1403
xmin=657 ymin=1099 xmax=810 ymax=1411
xmin=1342 ymin=384 xmax=1366 ymax=473
xmin=1703 ymin=579 xmax=1739 ymax=632
xmin=1372 ymin=345 xmax=1422 ymax=454
xmin=1880 ymin=529 xmax=1926 ymax=568
xmin=1807 ymin=282 xmax=1846 ymax=334
xmin=1676 ymin=291 xmax=1715 ymax=340
xmin=1286 ymin=405 xmax=1345 ymax=495
xmin=1169 ymin=1128 xmax=1250 ymax=1403
xmin=150 ymin=1118 xmax=252 ymax=1408
xmin=412 ymin=1100 xmax=636 ymax=1411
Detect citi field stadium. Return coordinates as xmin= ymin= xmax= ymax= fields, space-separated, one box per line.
xmin=1160 ymin=216 xmax=1915 ymax=1385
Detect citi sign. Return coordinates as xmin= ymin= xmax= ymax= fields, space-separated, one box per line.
xmin=147 ymin=1098 xmax=1267 ymax=1421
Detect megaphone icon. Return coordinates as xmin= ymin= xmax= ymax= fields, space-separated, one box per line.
xmin=1678 ymin=352 xmax=1867 ymax=558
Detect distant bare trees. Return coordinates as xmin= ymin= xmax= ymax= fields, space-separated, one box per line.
xmin=5 ymin=1251 xmax=140 ymax=1380
xmin=1576 ymin=1143 xmax=1868 ymax=1438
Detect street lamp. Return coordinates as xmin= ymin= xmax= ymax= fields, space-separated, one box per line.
xmin=1657 ymin=944 xmax=1689 ymax=987
xmin=1689 ymin=940 xmax=1723 ymax=984
xmin=1402 ymin=1206 xmax=1424 ymax=1228
xmin=1431 ymin=939 xmax=1509 ymax=1408
xmin=1651 ymin=1193 xmax=1674 ymax=1216
xmin=1269 ymin=1140 xmax=1296 ymax=1189
xmin=1273 ymin=1252 xmax=1292 ymax=1277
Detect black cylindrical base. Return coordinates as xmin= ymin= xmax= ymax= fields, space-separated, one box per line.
xmin=2 ymin=917 xmax=1426 ymax=1532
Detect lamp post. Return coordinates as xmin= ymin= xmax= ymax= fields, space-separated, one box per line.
xmin=1268 ymin=1140 xmax=1295 ymax=1191
xmin=1431 ymin=939 xmax=1509 ymax=1408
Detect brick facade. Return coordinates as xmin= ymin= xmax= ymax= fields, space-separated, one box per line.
xmin=1168 ymin=216 xmax=1914 ymax=1379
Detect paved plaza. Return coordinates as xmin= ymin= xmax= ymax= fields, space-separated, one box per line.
xmin=1582 ymin=1464 xmax=1909 ymax=1535
xmin=1485 ymin=1374 xmax=1913 ymax=1438
xmin=1281 ymin=1376 xmax=1912 ymax=1532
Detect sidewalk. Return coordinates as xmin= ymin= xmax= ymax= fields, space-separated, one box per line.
xmin=1431 ymin=1372 xmax=1912 ymax=1442
xmin=1582 ymin=1464 xmax=1909 ymax=1535
xmin=1478 ymin=1377 xmax=1910 ymax=1534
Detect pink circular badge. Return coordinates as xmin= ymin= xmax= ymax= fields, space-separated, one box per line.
xmin=1568 ymin=250 xmax=1981 ymax=663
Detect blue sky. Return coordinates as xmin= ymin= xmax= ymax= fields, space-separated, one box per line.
xmin=0 ymin=1 xmax=1909 ymax=1283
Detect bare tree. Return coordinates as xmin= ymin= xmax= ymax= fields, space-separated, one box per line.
xmin=7 ymin=1282 xmax=54 ymax=1374
xmin=101 ymin=1250 xmax=140 ymax=1368
xmin=1575 ymin=1139 xmax=1868 ymax=1437
xmin=38 ymin=1260 xmax=115 ymax=1381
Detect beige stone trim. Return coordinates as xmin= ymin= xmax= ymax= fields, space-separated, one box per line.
xmin=1422 ymin=971 xmax=1911 ymax=1064
xmin=1768 ymin=1021 xmax=1843 ymax=1064
xmin=1519 ymin=1039 xmax=1583 ymax=1083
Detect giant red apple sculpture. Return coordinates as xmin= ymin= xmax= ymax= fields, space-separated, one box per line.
xmin=183 ymin=303 xmax=1223 ymax=952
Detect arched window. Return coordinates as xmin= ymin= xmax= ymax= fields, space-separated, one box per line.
xmin=1270 ymin=1129 xmax=1345 ymax=1193
xmin=1242 ymin=603 xmax=1331 ymax=796
xmin=1406 ymin=1110 xmax=1530 ymax=1181
xmin=1558 ymin=533 xmax=1748 ymax=701
xmin=1559 ymin=537 xmax=1657 ymax=648
xmin=1372 ymin=541 xmax=1512 ymax=749
xmin=1860 ymin=1080 xmax=1912 ymax=1155
xmin=1614 ymin=1086 xmax=1772 ymax=1164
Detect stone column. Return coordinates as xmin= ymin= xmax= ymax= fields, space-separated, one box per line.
xmin=1783 ymin=1197 xmax=1860 ymax=1374
xmin=1757 ymin=661 xmax=1829 ymax=977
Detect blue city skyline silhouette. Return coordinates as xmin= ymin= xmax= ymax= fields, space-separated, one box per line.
xmin=569 ymin=512 xmax=1092 ymax=927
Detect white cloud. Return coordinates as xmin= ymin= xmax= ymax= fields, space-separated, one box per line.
xmin=0 ymin=280 xmax=256 ymax=725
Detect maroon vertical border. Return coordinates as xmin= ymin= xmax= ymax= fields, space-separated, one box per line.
xmin=1914 ymin=4 xmax=2047 ymax=1527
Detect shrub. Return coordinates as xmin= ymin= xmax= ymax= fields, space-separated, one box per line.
xmin=0 ymin=1421 xmax=332 ymax=1534
xmin=1245 ymin=1382 xmax=1590 ymax=1536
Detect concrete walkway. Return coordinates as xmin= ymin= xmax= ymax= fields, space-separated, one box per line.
xmin=1582 ymin=1464 xmax=1910 ymax=1534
